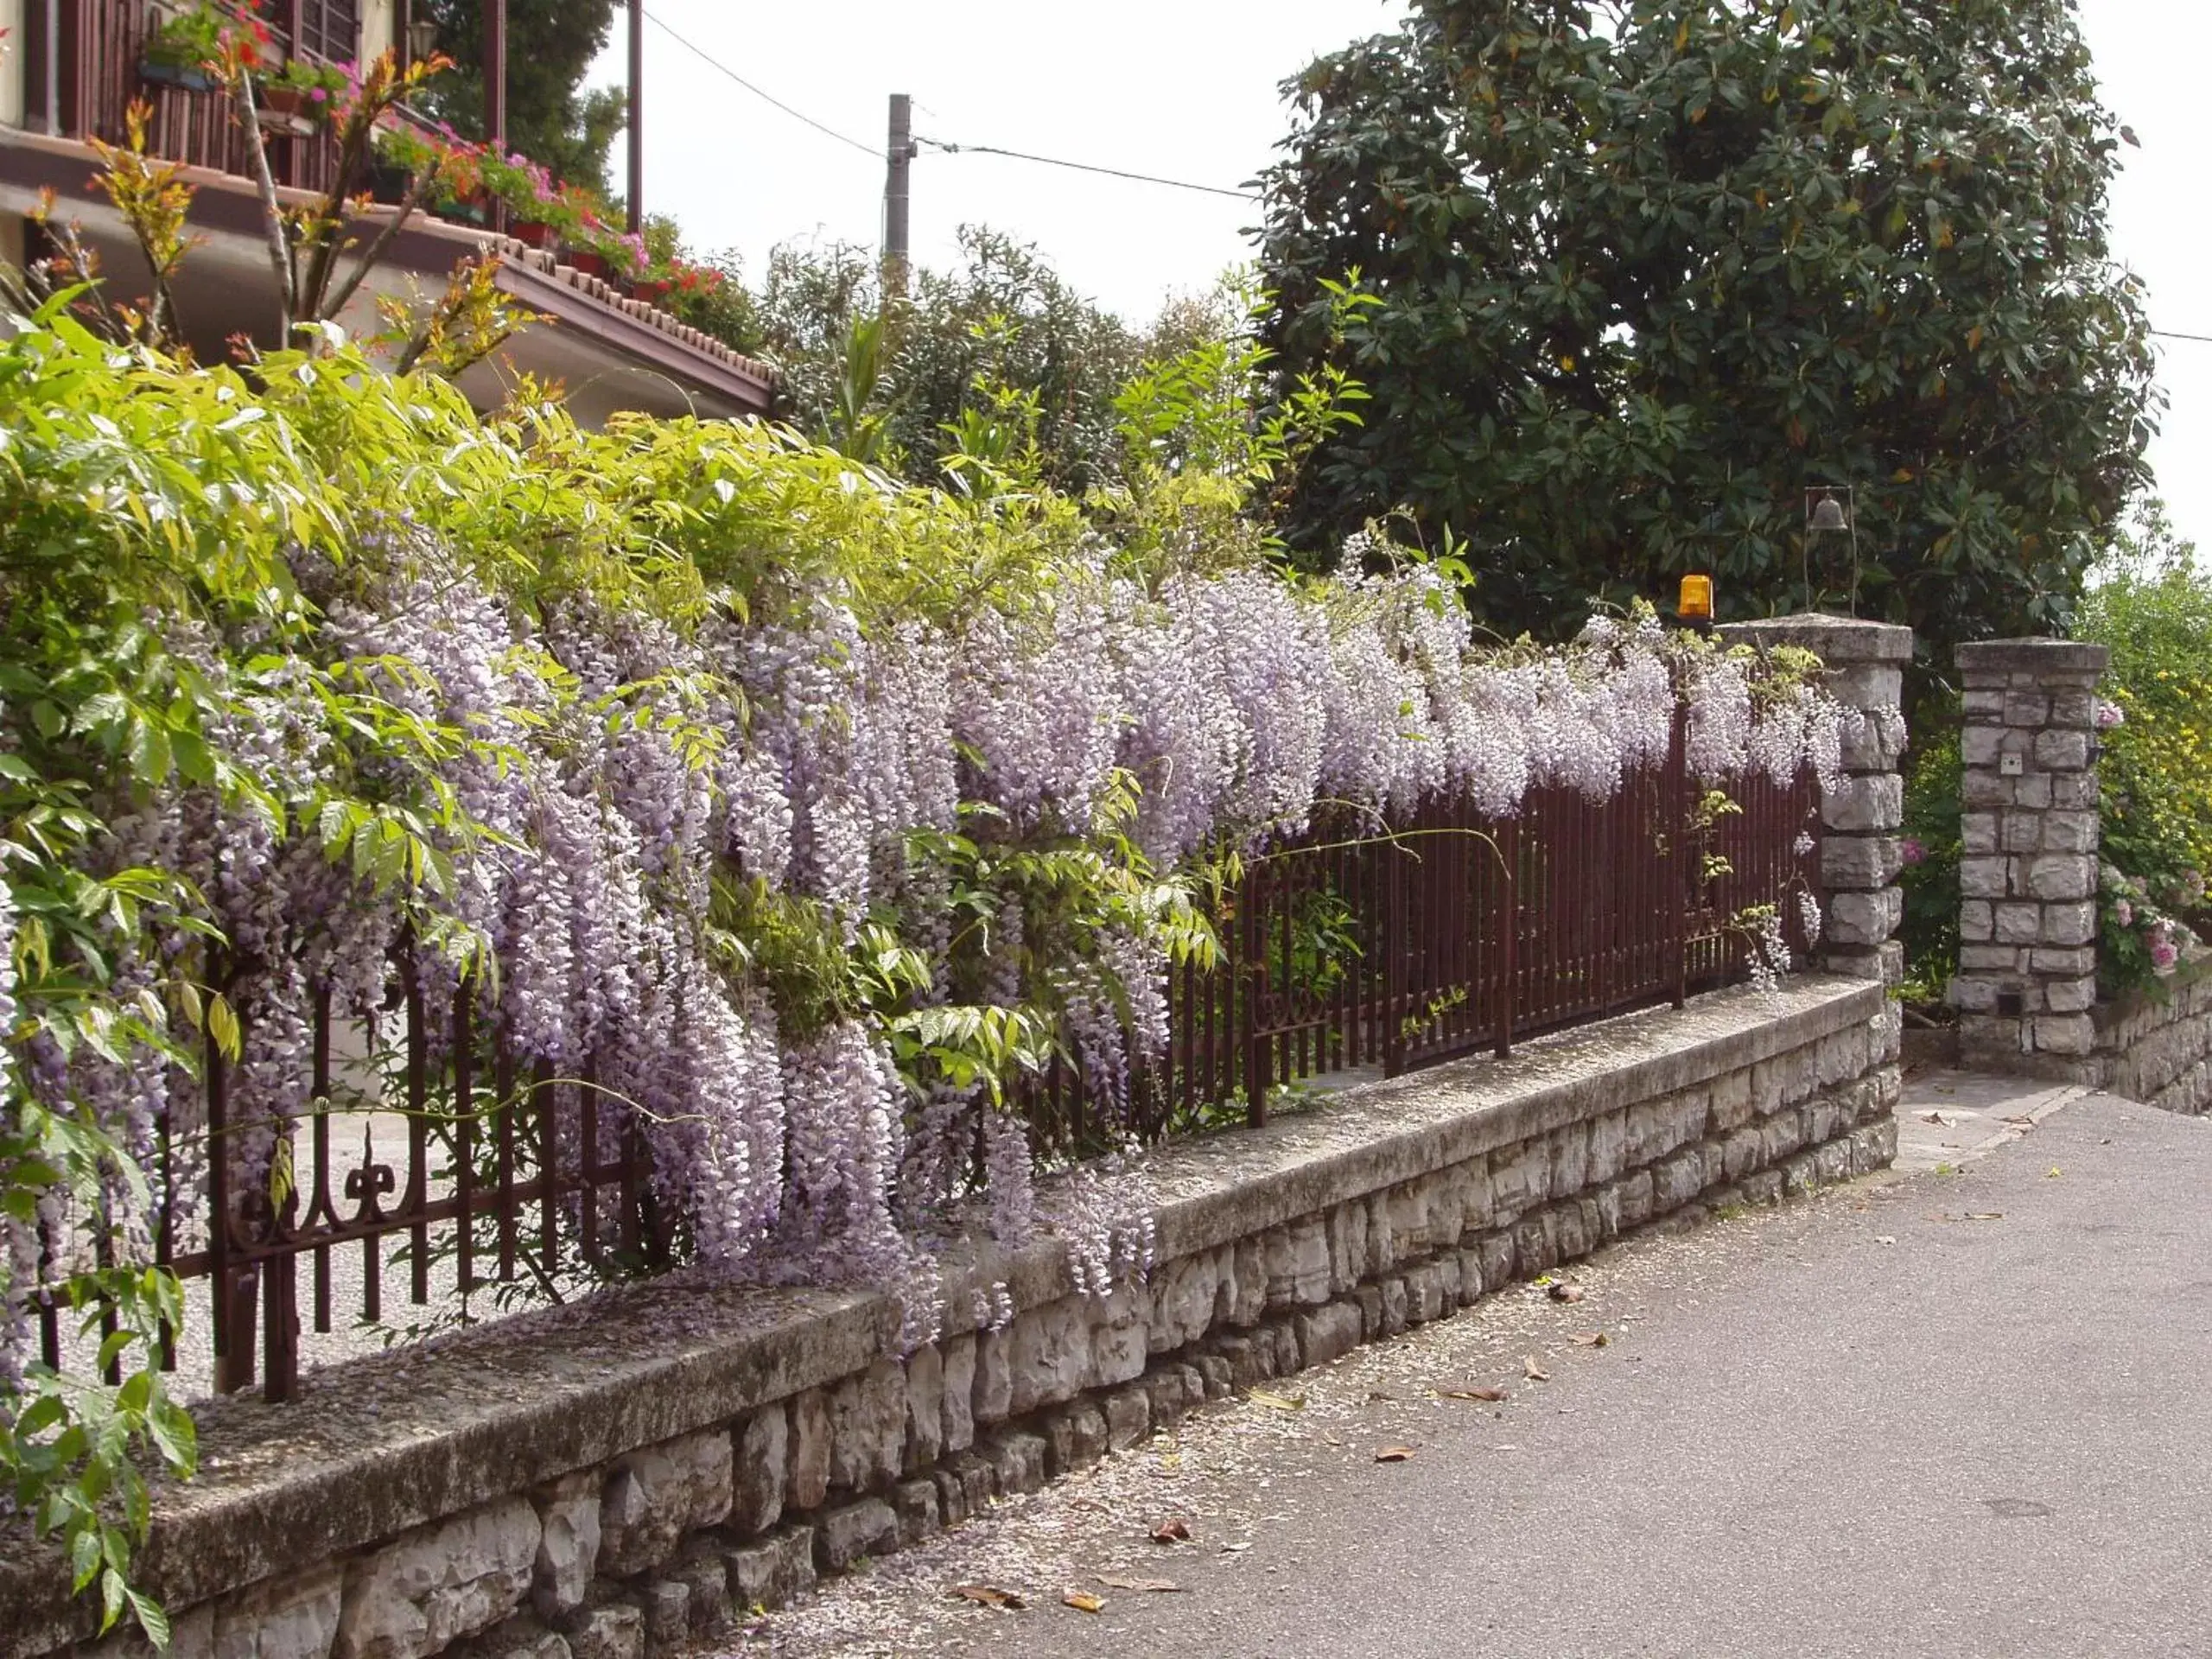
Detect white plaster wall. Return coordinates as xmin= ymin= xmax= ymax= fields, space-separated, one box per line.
xmin=0 ymin=0 xmax=26 ymax=128
xmin=360 ymin=0 xmax=397 ymax=64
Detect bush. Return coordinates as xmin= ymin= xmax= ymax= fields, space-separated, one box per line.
xmin=1897 ymin=724 xmax=1961 ymax=1003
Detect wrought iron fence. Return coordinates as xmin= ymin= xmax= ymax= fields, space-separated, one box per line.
xmin=37 ymin=720 xmax=1821 ymax=1403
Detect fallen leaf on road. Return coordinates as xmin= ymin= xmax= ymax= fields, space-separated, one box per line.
xmin=2047 ymin=1166 xmax=2063 ymax=1179
xmin=1365 ymin=1389 xmax=1397 ymax=1403
xmin=2003 ymin=1115 xmax=2036 ymax=1127
xmin=1097 ymin=1574 xmax=1181 ymax=1592
xmin=1571 ymin=1332 xmax=1610 ymax=1348
xmin=1322 ymin=1429 xmax=1342 ymax=1446
xmin=952 ymin=1585 xmax=1027 ymax=1610
xmin=1547 ymin=1281 xmax=1586 ymax=1303
xmin=1064 ymin=1592 xmax=1106 ymax=1613
xmin=1917 ymin=1109 xmax=1963 ymax=1126
xmin=1875 ymin=1236 xmax=1897 ymax=1246
xmin=1219 ymin=1541 xmax=1253 ymax=1554
xmin=1439 ymin=1386 xmax=1510 ymax=1402
xmin=1524 ymin=1355 xmax=1551 ymax=1381
xmin=1375 ymin=1445 xmax=1416 ymax=1462
xmin=1249 ymin=1388 xmax=1306 ymax=1412
xmin=1965 ymin=1211 xmax=2005 ymax=1222
xmin=1150 ymin=1517 xmax=1192 ymax=1545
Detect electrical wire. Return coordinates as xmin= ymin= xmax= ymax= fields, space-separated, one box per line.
xmin=641 ymin=10 xmax=878 ymax=160
xmin=915 ymin=135 xmax=1255 ymax=200
xmin=2152 ymin=328 xmax=2212 ymax=345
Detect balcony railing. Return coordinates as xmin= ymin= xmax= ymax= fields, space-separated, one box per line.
xmin=22 ymin=0 xmax=346 ymax=194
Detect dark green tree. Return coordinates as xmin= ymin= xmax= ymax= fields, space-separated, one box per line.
xmin=415 ymin=0 xmax=626 ymax=194
xmin=1255 ymin=0 xmax=2159 ymax=658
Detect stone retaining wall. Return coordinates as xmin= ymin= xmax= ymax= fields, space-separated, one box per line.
xmin=2086 ymin=956 xmax=2212 ymax=1116
xmin=6 ymin=978 xmax=1897 ymax=1659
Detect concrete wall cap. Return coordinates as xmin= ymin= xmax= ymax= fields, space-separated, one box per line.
xmin=1954 ymin=639 xmax=2109 ymax=676
xmin=1717 ymin=614 xmax=1914 ymax=664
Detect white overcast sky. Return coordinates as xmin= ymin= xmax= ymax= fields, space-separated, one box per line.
xmin=598 ymin=1 xmax=2210 ymax=550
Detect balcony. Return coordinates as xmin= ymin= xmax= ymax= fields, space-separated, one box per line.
xmin=0 ymin=0 xmax=775 ymax=423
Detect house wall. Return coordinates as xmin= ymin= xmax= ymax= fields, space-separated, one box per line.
xmin=359 ymin=0 xmax=397 ymax=65
xmin=10 ymin=977 xmax=1899 ymax=1659
xmin=0 ymin=0 xmax=26 ymax=128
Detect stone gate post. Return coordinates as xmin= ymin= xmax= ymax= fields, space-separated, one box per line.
xmin=1950 ymin=639 xmax=2108 ymax=1074
xmin=1718 ymin=615 xmax=1914 ymax=987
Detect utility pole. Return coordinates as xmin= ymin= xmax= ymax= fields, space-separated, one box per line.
xmin=485 ymin=0 xmax=506 ymax=229
xmin=884 ymin=92 xmax=912 ymax=297
xmin=626 ymin=0 xmax=645 ymax=234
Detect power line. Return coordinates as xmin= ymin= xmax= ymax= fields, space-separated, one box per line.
xmin=641 ymin=10 xmax=877 ymax=160
xmin=915 ymin=135 xmax=1255 ymax=200
xmin=2152 ymin=328 xmax=2212 ymax=345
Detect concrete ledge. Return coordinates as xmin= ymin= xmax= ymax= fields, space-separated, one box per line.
xmin=0 ymin=976 xmax=1888 ymax=1657
xmin=1955 ymin=639 xmax=2109 ymax=677
xmin=1720 ymin=614 xmax=1914 ymax=664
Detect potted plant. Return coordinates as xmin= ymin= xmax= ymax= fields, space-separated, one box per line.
xmin=256 ymin=55 xmax=350 ymax=129
xmin=478 ymin=150 xmax=575 ymax=249
xmin=140 ymin=2 xmax=268 ymax=92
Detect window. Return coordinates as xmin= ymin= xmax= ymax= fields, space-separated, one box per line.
xmin=295 ymin=0 xmax=360 ymax=64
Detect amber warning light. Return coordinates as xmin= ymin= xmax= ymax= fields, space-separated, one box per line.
xmin=1677 ymin=574 xmax=1714 ymax=622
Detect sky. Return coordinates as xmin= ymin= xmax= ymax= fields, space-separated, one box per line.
xmin=595 ymin=1 xmax=2212 ymax=552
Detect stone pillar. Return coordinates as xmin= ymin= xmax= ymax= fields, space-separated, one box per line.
xmin=1950 ymin=639 xmax=2107 ymax=1074
xmin=1719 ymin=614 xmax=1914 ymax=986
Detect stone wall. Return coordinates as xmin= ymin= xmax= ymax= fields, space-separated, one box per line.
xmin=2086 ymin=955 xmax=2212 ymax=1115
xmin=1948 ymin=638 xmax=2109 ymax=1074
xmin=6 ymin=979 xmax=1897 ymax=1659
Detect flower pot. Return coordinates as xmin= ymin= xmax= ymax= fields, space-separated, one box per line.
xmin=434 ymin=193 xmax=491 ymax=227
xmin=257 ymin=84 xmax=308 ymax=118
xmin=140 ymin=57 xmax=221 ymax=94
xmin=509 ymin=219 xmax=559 ymax=250
xmin=632 ymin=279 xmax=673 ymax=305
xmin=568 ymin=249 xmax=610 ymax=279
xmin=366 ymin=160 xmax=413 ymax=207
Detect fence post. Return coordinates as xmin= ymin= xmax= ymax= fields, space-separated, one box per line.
xmin=1716 ymin=614 xmax=1914 ymax=988
xmin=1950 ymin=639 xmax=2107 ymax=1076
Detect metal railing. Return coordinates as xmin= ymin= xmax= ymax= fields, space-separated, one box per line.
xmin=35 ymin=716 xmax=1821 ymax=1403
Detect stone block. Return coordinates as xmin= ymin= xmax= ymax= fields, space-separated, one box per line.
xmin=2027 ymin=855 xmax=2094 ymax=903
xmin=1378 ymin=1275 xmax=1409 ymax=1337
xmin=1759 ymin=1109 xmax=1805 ymax=1166
xmin=1651 ymin=1151 xmax=1705 ymax=1215
xmin=1961 ymin=812 xmax=1999 ymax=855
xmin=1405 ymin=1258 xmax=1452 ymax=1324
xmin=1230 ymin=1235 xmax=1269 ymax=1325
xmin=1264 ymin=1217 xmax=1333 ymax=1307
xmin=2030 ymin=946 xmax=2097 ymax=977
xmin=1812 ymin=1138 xmax=1853 ymax=1186
xmin=901 ymin=1345 xmax=944 ymax=1476
xmin=1588 ymin=1185 xmax=1622 ymax=1242
xmin=674 ymin=1554 xmax=733 ymax=1638
xmin=1064 ymin=1400 xmax=1112 ymax=1472
xmin=1487 ymin=1139 xmax=1545 ymax=1225
xmin=1195 ymin=1352 xmax=1233 ymax=1399
xmin=724 ymin=1527 xmax=815 ymax=1613
xmin=942 ymin=1334 xmax=977 ymax=1452
xmin=528 ymin=1471 xmax=601 ymax=1623
xmin=1547 ymin=1124 xmax=1589 ymax=1199
xmin=2045 ymin=976 xmax=2095 ymax=1014
xmin=1720 ymin=1125 xmax=1764 ymax=1182
xmin=1825 ymin=772 xmax=1903 ymax=833
xmin=1960 ymin=856 xmax=2008 ymax=899
xmin=1613 ymin=1170 xmax=1654 ymax=1231
xmin=1960 ymin=900 xmax=1993 ymax=944
xmin=981 ymin=1430 xmax=1048 ymax=1496
xmin=1456 ymin=1153 xmax=1497 ymax=1236
xmin=1213 ymin=1332 xmax=1265 ymax=1390
xmin=1782 ymin=1153 xmax=1821 ymax=1198
xmin=2001 ymin=690 xmax=2050 ymax=727
xmin=1295 ymin=1300 xmax=1363 ymax=1369
xmin=2035 ymin=728 xmax=2092 ymax=772
xmin=2036 ymin=1013 xmax=2095 ymax=1057
xmin=1324 ymin=1202 xmax=1368 ymax=1294
xmin=1476 ymin=1230 xmax=1516 ymax=1298
xmin=1961 ymin=725 xmax=2005 ymax=767
xmin=636 ymin=1582 xmax=687 ymax=1653
xmin=1385 ymin=1181 xmax=1435 ymax=1257
xmin=562 ymin=1606 xmax=641 ymax=1659
xmin=1994 ymin=903 xmax=2043 ymax=945
xmin=1586 ymin=1109 xmax=1629 ymax=1180
xmin=1353 ymin=1282 xmax=1384 ymax=1341
xmin=1144 ymin=1365 xmax=1198 ymax=1428
xmin=814 ymin=1498 xmax=898 ymax=1573
xmin=2042 ymin=902 xmax=2096 ymax=948
xmin=730 ymin=1407 xmax=787 ymax=1540
xmin=2044 ymin=810 xmax=2099 ymax=855
xmin=1088 ymin=1287 xmax=1152 ymax=1389
xmin=1103 ymin=1385 xmax=1154 ymax=1451
xmin=2051 ymin=772 xmax=2100 ymax=809
xmin=1959 ymin=944 xmax=2023 ymax=972
xmin=217 ymin=1565 xmax=346 ymax=1659
xmin=1456 ymin=1246 xmax=1491 ymax=1301
xmin=789 ymin=1389 xmax=832 ymax=1511
xmin=1708 ymin=1071 xmax=1753 ymax=1134
xmin=1821 ymin=836 xmax=1900 ymax=890
xmin=1008 ymin=1297 xmax=1090 ymax=1414
xmin=86 ymin=1604 xmax=214 ymax=1659
xmin=458 ymin=1617 xmax=568 ymax=1659
xmin=1962 ymin=769 xmax=2014 ymax=808
xmin=1152 ymin=1251 xmax=1219 ymax=1351
xmin=893 ymin=1478 xmax=940 ymax=1549
xmin=972 ymin=1327 xmax=1013 ymax=1426
xmin=1267 ymin=1318 xmax=1303 ymax=1376
xmin=1513 ymin=1211 xmax=1559 ymax=1276
xmin=1552 ymin=1202 xmax=1589 ymax=1263
xmin=939 ymin=1451 xmax=998 ymax=1520
xmin=333 ymin=1498 xmax=537 ymax=1659
xmin=1828 ymin=887 xmax=1902 ymax=948
xmin=2049 ymin=688 xmax=2097 ymax=728
xmin=1741 ymin=1169 xmax=1784 ymax=1206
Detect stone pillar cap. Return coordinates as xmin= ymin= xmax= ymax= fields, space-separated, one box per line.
xmin=1716 ymin=613 xmax=1914 ymax=664
xmin=1954 ymin=638 xmax=2108 ymax=675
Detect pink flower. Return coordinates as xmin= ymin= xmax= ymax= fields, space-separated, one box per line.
xmin=1898 ymin=836 xmax=1926 ymax=867
xmin=2115 ymin=899 xmax=2133 ymax=927
xmin=2095 ymin=700 xmax=2124 ymax=730
xmin=2152 ymin=940 xmax=2180 ymax=973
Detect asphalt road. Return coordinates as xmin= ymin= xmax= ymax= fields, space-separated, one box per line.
xmin=734 ymin=1089 xmax=2212 ymax=1658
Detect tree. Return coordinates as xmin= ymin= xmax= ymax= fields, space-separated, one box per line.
xmin=1255 ymin=0 xmax=2160 ymax=660
xmin=415 ymin=0 xmax=626 ymax=194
